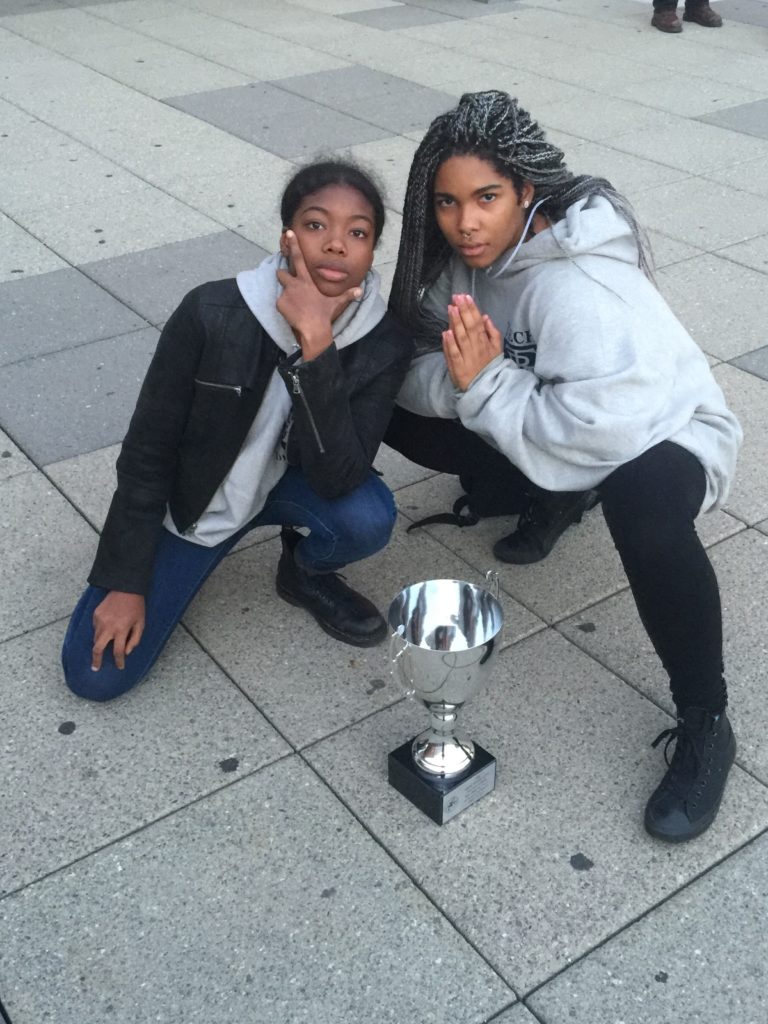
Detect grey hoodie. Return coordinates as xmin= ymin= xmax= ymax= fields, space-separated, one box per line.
xmin=397 ymin=195 xmax=741 ymax=511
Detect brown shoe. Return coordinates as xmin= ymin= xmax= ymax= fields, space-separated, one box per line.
xmin=651 ymin=8 xmax=683 ymax=31
xmin=683 ymin=2 xmax=723 ymax=26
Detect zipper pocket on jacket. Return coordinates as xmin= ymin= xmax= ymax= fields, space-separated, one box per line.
xmin=287 ymin=370 xmax=325 ymax=454
xmin=194 ymin=379 xmax=242 ymax=397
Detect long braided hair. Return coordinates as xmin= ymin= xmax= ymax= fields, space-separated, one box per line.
xmin=390 ymin=90 xmax=653 ymax=336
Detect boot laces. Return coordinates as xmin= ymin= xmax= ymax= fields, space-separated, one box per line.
xmin=651 ymin=721 xmax=701 ymax=798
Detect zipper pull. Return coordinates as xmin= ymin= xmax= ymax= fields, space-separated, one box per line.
xmin=288 ymin=371 xmax=301 ymax=395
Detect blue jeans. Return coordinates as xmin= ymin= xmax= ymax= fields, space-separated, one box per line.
xmin=62 ymin=468 xmax=396 ymax=702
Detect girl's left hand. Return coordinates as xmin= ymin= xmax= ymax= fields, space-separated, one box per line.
xmin=276 ymin=230 xmax=362 ymax=360
xmin=443 ymin=293 xmax=502 ymax=391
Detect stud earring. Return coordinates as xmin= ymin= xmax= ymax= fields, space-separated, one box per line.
xmin=523 ymin=200 xmax=530 ymax=209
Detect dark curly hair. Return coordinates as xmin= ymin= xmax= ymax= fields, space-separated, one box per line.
xmin=280 ymin=158 xmax=386 ymax=245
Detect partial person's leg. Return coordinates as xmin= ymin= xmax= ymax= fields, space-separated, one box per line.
xmin=258 ymin=467 xmax=396 ymax=646
xmin=599 ymin=441 xmax=735 ymax=841
xmin=651 ymin=0 xmax=683 ymax=31
xmin=62 ymin=528 xmax=240 ymax=701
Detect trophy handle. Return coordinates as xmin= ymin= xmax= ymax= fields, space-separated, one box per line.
xmin=484 ymin=568 xmax=500 ymax=600
xmin=389 ymin=628 xmax=416 ymax=697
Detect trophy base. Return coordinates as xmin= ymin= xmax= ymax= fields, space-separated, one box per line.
xmin=388 ymin=740 xmax=496 ymax=825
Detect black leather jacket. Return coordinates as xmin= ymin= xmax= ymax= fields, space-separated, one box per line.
xmin=89 ymin=278 xmax=413 ymax=595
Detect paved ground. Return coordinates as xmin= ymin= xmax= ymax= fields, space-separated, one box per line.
xmin=2 ymin=0 xmax=768 ymax=1021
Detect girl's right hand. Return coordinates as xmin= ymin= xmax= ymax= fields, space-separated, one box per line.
xmin=92 ymin=591 xmax=146 ymax=671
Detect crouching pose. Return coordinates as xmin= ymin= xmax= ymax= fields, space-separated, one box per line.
xmin=63 ymin=160 xmax=412 ymax=702
xmin=386 ymin=91 xmax=742 ymax=843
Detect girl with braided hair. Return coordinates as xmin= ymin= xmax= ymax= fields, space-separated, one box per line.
xmin=386 ymin=90 xmax=742 ymax=844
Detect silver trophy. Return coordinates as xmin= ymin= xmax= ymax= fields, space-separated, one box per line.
xmin=387 ymin=571 xmax=503 ymax=824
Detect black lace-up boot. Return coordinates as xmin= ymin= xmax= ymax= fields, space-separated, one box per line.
xmin=275 ymin=528 xmax=387 ymax=647
xmin=645 ymin=707 xmax=736 ymax=843
xmin=492 ymin=489 xmax=600 ymax=565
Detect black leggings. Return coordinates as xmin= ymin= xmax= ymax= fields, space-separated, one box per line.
xmin=385 ymin=408 xmax=727 ymax=714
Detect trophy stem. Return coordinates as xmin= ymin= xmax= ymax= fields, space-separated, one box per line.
xmin=412 ymin=702 xmax=475 ymax=777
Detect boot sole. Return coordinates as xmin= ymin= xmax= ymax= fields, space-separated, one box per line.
xmin=682 ymin=12 xmax=722 ymax=24
xmin=651 ymin=16 xmax=683 ymax=31
xmin=276 ymin=582 xmax=387 ymax=648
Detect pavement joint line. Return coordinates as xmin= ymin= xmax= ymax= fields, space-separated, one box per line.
xmin=518 ymin=820 xmax=768 ymax=1003
xmin=0 ymin=993 xmax=12 ymax=1024
xmin=298 ymin=749 xmax=522 ymax=999
xmin=482 ymin=998 xmax=527 ymax=1023
xmin=710 ymin=244 xmax=768 ymax=278
xmin=0 ymin=746 xmax=298 ymax=906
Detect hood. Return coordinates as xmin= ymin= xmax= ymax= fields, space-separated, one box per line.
xmin=236 ymin=252 xmax=387 ymax=355
xmin=485 ymin=194 xmax=640 ymax=281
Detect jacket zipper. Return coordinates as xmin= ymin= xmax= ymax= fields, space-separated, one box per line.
xmin=287 ymin=370 xmax=325 ymax=453
xmin=195 ymin=379 xmax=242 ymax=397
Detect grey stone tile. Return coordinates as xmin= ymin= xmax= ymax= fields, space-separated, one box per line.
xmin=0 ymin=621 xmax=289 ymax=896
xmin=611 ymin=71 xmax=766 ymax=119
xmin=529 ymin=832 xmax=768 ymax=1024
xmin=305 ymin=629 xmax=768 ymax=992
xmin=183 ymin=517 xmax=544 ymax=748
xmin=717 ymin=232 xmax=768 ymax=274
xmin=559 ymin=529 xmax=768 ymax=782
xmin=0 ymin=757 xmax=513 ymax=1024
xmin=537 ymin=94 xmax=676 ymax=146
xmin=730 ymin=344 xmax=768 ymax=381
xmin=715 ymin=363 xmax=768 ymax=525
xmin=607 ymin=118 xmax=768 ymax=175
xmin=406 ymin=0 xmax=532 ymax=17
xmin=0 ymin=0 xmax=63 ymax=13
xmin=717 ymin=0 xmax=768 ymax=26
xmin=16 ymin=184 xmax=221 ymax=264
xmin=375 ymin=443 xmax=440 ymax=493
xmin=0 ymin=267 xmax=145 ymax=367
xmin=560 ymin=140 xmax=690 ymax=198
xmin=706 ymin=156 xmax=768 ymax=201
xmin=165 ymin=82 xmax=390 ymax=160
xmin=632 ymin=178 xmax=768 ymax=250
xmin=0 ymin=327 xmax=158 ymax=465
xmin=699 ymin=97 xmax=768 ymax=141
xmin=656 ymin=254 xmax=768 ymax=361
xmin=80 ymin=232 xmax=269 ymax=326
xmin=339 ymin=134 xmax=419 ymax=215
xmin=490 ymin=1006 xmax=538 ymax=1024
xmin=756 ymin=518 xmax=768 ymax=536
xmin=340 ymin=5 xmax=458 ymax=29
xmin=45 ymin=443 xmax=118 ymax=530
xmin=276 ymin=67 xmax=456 ymax=135
xmin=0 ymin=427 xmax=33 ymax=482
xmin=646 ymin=230 xmax=705 ymax=270
xmin=0 ymin=472 xmax=97 ymax=641
xmin=0 ymin=211 xmax=67 ymax=284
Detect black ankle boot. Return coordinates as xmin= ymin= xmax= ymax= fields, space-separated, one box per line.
xmin=645 ymin=707 xmax=736 ymax=843
xmin=275 ymin=529 xmax=387 ymax=648
xmin=492 ymin=489 xmax=599 ymax=564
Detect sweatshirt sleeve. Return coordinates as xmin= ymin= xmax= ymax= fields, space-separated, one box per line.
xmin=456 ymin=273 xmax=697 ymax=491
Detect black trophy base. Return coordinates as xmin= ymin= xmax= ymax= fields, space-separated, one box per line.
xmin=388 ymin=740 xmax=496 ymax=825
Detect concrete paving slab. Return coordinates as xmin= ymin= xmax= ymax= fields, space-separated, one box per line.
xmin=715 ymin=363 xmax=768 ymax=524
xmin=557 ymin=140 xmax=690 ymax=198
xmin=699 ymin=97 xmax=768 ymax=140
xmin=183 ymin=517 xmax=544 ymax=749
xmin=656 ymin=254 xmax=768 ymax=361
xmin=717 ymin=0 xmax=768 ymax=26
xmin=716 ymin=231 xmax=768 ymax=274
xmin=375 ymin=442 xmax=439 ymax=493
xmin=607 ymin=118 xmax=768 ymax=175
xmin=275 ymin=66 xmax=457 ymax=135
xmin=0 ymin=471 xmax=97 ymax=641
xmin=632 ymin=177 xmax=768 ymax=249
xmin=646 ymin=230 xmax=704 ymax=269
xmin=730 ymin=344 xmax=768 ymax=381
xmin=0 ymin=427 xmax=33 ymax=482
xmin=756 ymin=518 xmax=768 ymax=536
xmin=559 ymin=528 xmax=768 ymax=783
xmin=80 ymin=232 xmax=269 ymax=326
xmin=609 ymin=70 xmax=766 ymax=118
xmin=490 ymin=1006 xmax=538 ymax=1024
xmin=0 ymin=0 xmax=64 ymax=13
xmin=0 ymin=212 xmax=67 ymax=284
xmin=705 ymin=156 xmax=768 ymax=200
xmin=166 ymin=82 xmax=390 ymax=160
xmin=528 ymin=831 xmax=768 ymax=1023
xmin=0 ymin=326 xmax=158 ymax=465
xmin=536 ymin=94 xmax=677 ymax=145
xmin=16 ymin=185 xmax=221 ymax=265
xmin=395 ymin=473 xmax=740 ymax=625
xmin=45 ymin=443 xmax=118 ymax=530
xmin=0 ymin=757 xmax=514 ymax=1024
xmin=0 ymin=620 xmax=290 ymax=897
xmin=305 ymin=628 xmax=768 ymax=993
xmin=0 ymin=267 xmax=145 ymax=366
xmin=340 ymin=5 xmax=459 ymax=29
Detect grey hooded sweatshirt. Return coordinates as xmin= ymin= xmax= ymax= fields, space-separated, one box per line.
xmin=396 ymin=195 xmax=741 ymax=512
